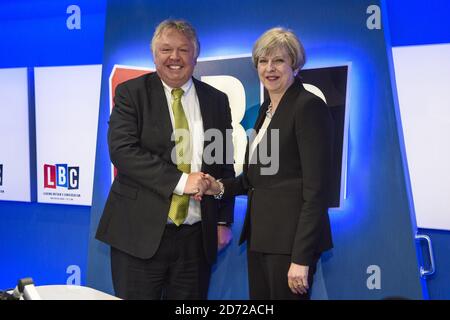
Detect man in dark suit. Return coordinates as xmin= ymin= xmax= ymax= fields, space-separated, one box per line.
xmin=96 ymin=19 xmax=235 ymax=300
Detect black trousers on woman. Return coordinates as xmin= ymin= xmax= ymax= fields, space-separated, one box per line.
xmin=247 ymin=249 xmax=318 ymax=300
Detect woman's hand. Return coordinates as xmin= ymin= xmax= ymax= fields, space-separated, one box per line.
xmin=203 ymin=174 xmax=222 ymax=195
xmin=287 ymin=262 xmax=309 ymax=295
xmin=192 ymin=174 xmax=222 ymax=201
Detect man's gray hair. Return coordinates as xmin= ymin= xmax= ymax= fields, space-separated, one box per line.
xmin=151 ymin=19 xmax=200 ymax=59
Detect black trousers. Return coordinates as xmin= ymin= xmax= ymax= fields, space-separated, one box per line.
xmin=247 ymin=249 xmax=318 ymax=300
xmin=111 ymin=222 xmax=211 ymax=300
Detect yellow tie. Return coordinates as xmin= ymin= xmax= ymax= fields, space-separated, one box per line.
xmin=168 ymin=88 xmax=191 ymax=226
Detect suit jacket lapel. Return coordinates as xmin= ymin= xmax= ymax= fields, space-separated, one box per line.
xmin=246 ymin=100 xmax=270 ymax=178
xmin=193 ymin=78 xmax=214 ymax=172
xmin=146 ymin=73 xmax=175 ymax=151
xmin=264 ymin=78 xmax=302 ymax=131
xmin=193 ymin=78 xmax=214 ymax=133
xmin=246 ymin=80 xmax=302 ymax=179
xmin=254 ymin=101 xmax=269 ymax=132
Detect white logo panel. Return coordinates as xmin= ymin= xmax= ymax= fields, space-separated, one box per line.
xmin=0 ymin=68 xmax=31 ymax=202
xmin=35 ymin=65 xmax=102 ymax=205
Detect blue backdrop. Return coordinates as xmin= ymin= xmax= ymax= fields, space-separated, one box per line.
xmin=0 ymin=0 xmax=106 ymax=290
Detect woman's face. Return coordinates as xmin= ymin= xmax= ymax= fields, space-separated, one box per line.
xmin=257 ymin=47 xmax=295 ymax=97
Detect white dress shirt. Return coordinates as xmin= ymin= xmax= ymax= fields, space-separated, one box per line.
xmin=161 ymin=78 xmax=204 ymax=225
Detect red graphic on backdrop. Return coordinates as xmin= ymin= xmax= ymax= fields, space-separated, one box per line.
xmin=44 ymin=164 xmax=56 ymax=189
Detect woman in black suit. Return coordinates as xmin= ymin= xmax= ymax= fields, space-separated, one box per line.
xmin=203 ymin=27 xmax=333 ymax=300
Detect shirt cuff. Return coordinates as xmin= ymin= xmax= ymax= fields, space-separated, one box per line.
xmin=174 ymin=173 xmax=189 ymax=195
xmin=218 ymin=222 xmax=232 ymax=227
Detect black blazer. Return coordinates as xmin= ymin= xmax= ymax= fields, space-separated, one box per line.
xmin=96 ymin=72 xmax=235 ymax=265
xmin=223 ymin=78 xmax=333 ymax=266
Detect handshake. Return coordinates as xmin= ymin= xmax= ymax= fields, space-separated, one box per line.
xmin=183 ymin=172 xmax=223 ymax=201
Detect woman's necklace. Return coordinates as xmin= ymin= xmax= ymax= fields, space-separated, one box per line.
xmin=266 ymin=102 xmax=274 ymax=119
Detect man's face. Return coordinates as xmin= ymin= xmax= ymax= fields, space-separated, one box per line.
xmin=153 ymin=28 xmax=197 ymax=88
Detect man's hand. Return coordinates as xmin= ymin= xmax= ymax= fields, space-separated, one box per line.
xmin=217 ymin=225 xmax=232 ymax=251
xmin=192 ymin=174 xmax=222 ymax=201
xmin=287 ymin=263 xmax=310 ymax=295
xmin=184 ymin=172 xmax=209 ymax=195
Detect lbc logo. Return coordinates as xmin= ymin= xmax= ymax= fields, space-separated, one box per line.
xmin=44 ymin=164 xmax=79 ymax=189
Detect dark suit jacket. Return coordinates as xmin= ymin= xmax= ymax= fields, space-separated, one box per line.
xmin=223 ymin=78 xmax=333 ymax=266
xmin=96 ymin=72 xmax=235 ymax=265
